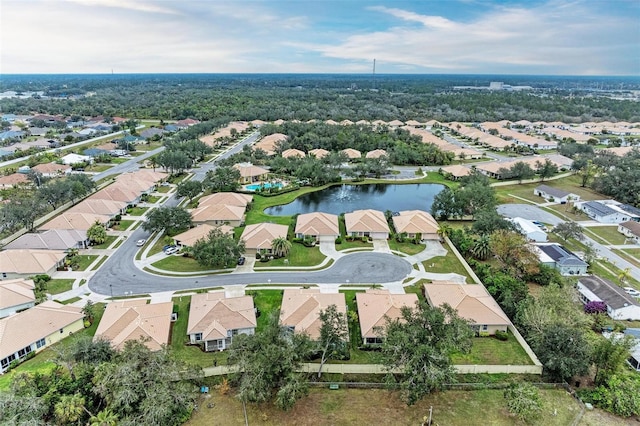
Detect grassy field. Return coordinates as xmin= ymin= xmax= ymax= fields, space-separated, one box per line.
xmin=71 ymin=254 xmax=98 ymax=271
xmin=249 ymin=290 xmax=283 ymax=332
xmin=92 ymin=235 xmax=118 ymax=249
xmin=422 ymin=249 xmax=473 ymax=283
xmin=185 ymin=388 xmax=581 ymax=426
xmin=388 ymin=240 xmax=426 ymax=255
xmin=46 ymin=279 xmax=75 ymax=295
xmin=546 ymin=203 xmax=589 ymax=222
xmin=452 ymin=333 xmax=533 ymax=365
xmin=255 ymin=244 xmax=326 ymax=268
xmin=583 ymin=226 xmax=627 ymax=245
xmin=0 ymin=302 xmax=105 ymax=392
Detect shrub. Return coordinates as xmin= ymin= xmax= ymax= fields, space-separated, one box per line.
xmin=255 ymin=253 xmax=261 ymax=260
xmin=584 ymin=301 xmax=607 ymax=314
xmin=335 ymin=237 xmax=342 ymax=244
xmin=495 ymin=330 xmax=509 ymax=341
xmin=114 ymin=214 xmax=122 ymax=222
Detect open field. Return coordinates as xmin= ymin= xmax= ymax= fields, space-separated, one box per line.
xmin=186 ymin=388 xmax=581 ymax=426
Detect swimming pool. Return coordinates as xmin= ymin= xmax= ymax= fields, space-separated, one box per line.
xmin=246 ymin=182 xmax=283 ymax=191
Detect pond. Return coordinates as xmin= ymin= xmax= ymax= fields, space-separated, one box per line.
xmin=264 ymin=183 xmax=445 ymax=216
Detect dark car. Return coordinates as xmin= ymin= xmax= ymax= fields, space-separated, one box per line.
xmin=237 ymin=257 xmax=245 ymax=265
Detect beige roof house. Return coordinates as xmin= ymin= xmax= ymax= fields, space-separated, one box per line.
xmin=233 ymin=162 xmax=269 ymax=184
xmin=309 ymin=148 xmax=330 ymax=159
xmin=190 ymin=203 xmax=245 ymax=226
xmin=198 ymin=192 xmax=252 ymax=208
xmin=0 ymin=279 xmax=35 ymax=318
xmin=365 ymin=149 xmax=388 ymax=159
xmin=187 ymin=292 xmax=257 ymax=351
xmin=392 ymin=210 xmax=439 ymax=239
xmin=440 ymin=164 xmax=472 ymax=179
xmin=40 ymin=212 xmax=110 ymax=230
xmin=68 ymin=198 xmax=128 ymax=216
xmin=89 ymin=183 xmax=140 ymax=205
xmin=0 ymin=301 xmax=84 ymax=373
xmin=31 ymin=163 xmax=71 ymax=177
xmin=344 ymin=209 xmax=390 ymax=239
xmin=279 ymin=289 xmax=347 ymax=340
xmin=240 ymin=223 xmax=288 ymax=254
xmin=0 ymin=173 xmax=30 ymax=188
xmin=5 ymin=229 xmax=89 ymax=250
xmin=94 ymin=300 xmax=173 ymax=351
xmin=295 ymin=212 xmax=340 ymax=241
xmin=173 ymin=224 xmax=232 ymax=247
xmin=254 ymin=133 xmax=287 ymax=155
xmin=340 ymin=120 xmax=354 ymax=126
xmin=423 ymin=282 xmax=511 ymax=334
xmin=356 ymin=289 xmax=418 ymax=344
xmin=281 ymin=148 xmax=306 ymax=159
xmin=387 ymin=120 xmax=404 ymax=127
xmin=325 ymin=119 xmax=338 ymax=125
xmin=404 ymin=120 xmax=423 ymax=126
xmin=0 ymin=249 xmax=66 ymax=278
xmin=340 ymin=148 xmax=362 ymax=159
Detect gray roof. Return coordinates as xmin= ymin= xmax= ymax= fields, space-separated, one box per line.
xmin=4 ymin=229 xmax=88 ymax=250
xmin=578 ymin=275 xmax=640 ymax=310
xmin=620 ymin=204 xmax=640 ymax=217
xmin=584 ymin=201 xmax=617 ymax=217
xmin=535 ymin=184 xmax=570 ymax=199
xmin=620 ymin=221 xmax=640 ymax=237
xmin=538 ymin=244 xmax=588 ymax=267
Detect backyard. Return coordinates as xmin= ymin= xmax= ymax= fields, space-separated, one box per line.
xmin=170 ymin=296 xmax=223 ymax=367
xmin=422 ymin=249 xmax=473 ymax=283
xmin=451 ymin=332 xmax=533 ymax=365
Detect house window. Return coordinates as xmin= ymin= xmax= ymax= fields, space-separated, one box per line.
xmin=482 ymin=325 xmax=488 ymax=331
xmin=194 ymin=333 xmax=202 ymax=341
xmin=365 ymin=337 xmax=382 ymax=344
xmin=60 ymin=328 xmax=64 ymax=333
xmin=36 ymin=338 xmax=46 ymax=349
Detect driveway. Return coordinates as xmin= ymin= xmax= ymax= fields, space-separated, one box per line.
xmin=497 ymin=204 xmax=563 ymax=226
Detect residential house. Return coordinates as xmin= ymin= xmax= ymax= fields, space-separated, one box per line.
xmin=279 ymin=289 xmax=347 ymax=340
xmin=365 ymin=149 xmax=387 ymax=159
xmin=140 ymin=128 xmax=166 ymax=139
xmin=29 ymin=127 xmax=48 ymax=136
xmin=0 ymin=130 xmax=25 ymax=141
xmin=60 ymin=153 xmax=92 ymax=165
xmin=340 ymin=148 xmax=361 ymax=160
xmin=173 ymin=224 xmax=232 ymax=248
xmin=423 ymin=282 xmax=511 ymax=335
xmin=68 ymin=198 xmax=128 ymax=218
xmin=534 ymin=243 xmax=588 ymax=276
xmin=623 ymin=329 xmax=640 ymax=372
xmin=31 ymin=162 xmax=72 ymax=178
xmin=0 ymin=249 xmax=67 ymax=280
xmin=577 ymin=276 xmax=640 ymax=321
xmin=618 ymin=221 xmax=640 ymax=244
xmin=198 ymin=192 xmax=252 ymax=209
xmin=509 ymin=217 xmax=547 ymax=242
xmin=240 ymin=223 xmax=288 ymax=255
xmin=440 ymin=165 xmax=472 ymax=180
xmin=281 ymin=148 xmax=305 ymax=159
xmin=0 ymin=173 xmax=30 ymax=188
xmin=295 ymin=212 xmax=340 ymax=242
xmin=355 ymin=289 xmax=418 ymax=345
xmin=0 ymin=301 xmax=84 ymax=373
xmin=391 ymin=210 xmax=439 ymax=240
xmin=94 ymin=300 xmax=173 ymax=351
xmin=0 ymin=279 xmax=35 ymax=318
xmin=187 ymin=292 xmax=256 ymax=351
xmin=309 ymin=148 xmax=330 ymax=159
xmin=89 ymin=183 xmax=141 ymax=206
xmin=253 ymin=133 xmax=286 ymax=156
xmin=191 ymin=203 xmax=246 ymax=227
xmin=576 ymin=201 xmax=638 ymax=224
xmin=40 ymin=212 xmax=111 ymax=231
xmin=5 ymin=229 xmax=89 ymax=250
xmin=234 ymin=162 xmax=269 ymax=184
xmin=534 ymin=185 xmax=580 ymax=204
xmin=344 ymin=209 xmax=390 ymax=240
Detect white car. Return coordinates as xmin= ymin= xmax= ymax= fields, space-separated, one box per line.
xmin=164 ymin=246 xmax=179 ymax=255
xmin=623 ymin=287 xmax=640 ymax=297
xmin=136 ymin=239 xmax=146 ymax=247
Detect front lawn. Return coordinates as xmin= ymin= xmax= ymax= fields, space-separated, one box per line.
xmin=451 ymin=333 xmax=533 ymax=365
xmin=152 ymin=255 xmax=212 ymax=273
xmin=155 ymin=186 xmax=171 ymax=193
xmin=47 ymin=279 xmax=76 ymax=295
xmin=388 ymin=240 xmax=426 ymax=255
xmin=92 ymin=235 xmax=118 ymax=249
xmin=255 ymin=244 xmax=326 ymax=267
xmin=71 ymin=255 xmax=98 ymax=271
xmin=583 ymin=226 xmax=627 ymax=245
xmin=422 ymin=249 xmax=473 ymax=283
xmin=112 ymin=220 xmax=135 ymax=231
xmin=336 ymin=239 xmax=373 ymax=251
xmin=249 ymin=290 xmax=283 ymax=332
xmin=127 ymin=206 xmax=149 ymax=216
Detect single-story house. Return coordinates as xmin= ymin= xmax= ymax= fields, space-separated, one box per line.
xmin=279 ymin=288 xmax=347 ymax=340
xmin=295 ymin=212 xmax=340 ymax=242
xmin=0 ymin=249 xmax=67 ymax=280
xmin=240 ymin=223 xmax=289 ymax=255
xmin=365 ymin=149 xmax=387 ymax=159
xmin=624 ymin=329 xmax=640 ymax=372
xmin=618 ymin=221 xmax=640 ymax=244
xmin=340 ymin=148 xmax=362 ymax=160
xmin=0 ymin=173 xmax=30 ymax=188
xmin=60 ymin=153 xmax=92 ymax=165
xmin=173 ymin=224 xmax=232 ymax=247
xmin=534 ymin=185 xmax=580 ymax=204
xmin=0 ymin=301 xmax=84 ymax=373
xmin=576 ymin=201 xmax=637 ymax=224
xmin=140 ymin=128 xmax=166 ymax=139
xmin=344 ymin=209 xmax=390 ymax=240
xmin=309 ymin=148 xmax=330 ymax=159
xmin=94 ymin=300 xmax=173 ymax=351
xmin=40 ymin=212 xmax=111 ymax=231
xmin=187 ymin=292 xmax=256 ymax=352
xmin=534 ymin=243 xmax=588 ymax=276
xmin=253 ymin=133 xmax=286 ymax=156
xmin=69 ymin=198 xmax=128 ymax=217
xmin=510 ymin=217 xmax=548 ymax=242
xmin=0 ymin=279 xmax=35 ymax=318
xmin=281 ymin=148 xmax=306 ymax=159
xmin=392 ymin=210 xmax=439 ymax=240
xmin=4 ymin=229 xmax=89 ymax=250
xmin=423 ymin=282 xmax=511 ymax=335
xmin=31 ymin=163 xmax=72 ymax=178
xmin=190 ymin=203 xmax=246 ymax=227
xmin=577 ymin=276 xmax=640 ymax=321
xmin=198 ymin=192 xmax=252 ymax=208
xmin=356 ymin=289 xmax=418 ymax=345
xmin=234 ymin=162 xmax=269 ymax=184
xmin=89 ymin=183 xmax=141 ymax=206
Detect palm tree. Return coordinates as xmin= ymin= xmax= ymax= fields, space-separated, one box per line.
xmin=471 ymin=235 xmax=492 ymax=260
xmin=271 ymin=237 xmax=292 ymax=258
xmin=437 ymin=224 xmax=452 ymax=242
xmin=618 ymin=268 xmax=632 ymax=286
xmin=89 ymin=409 xmax=118 ymax=426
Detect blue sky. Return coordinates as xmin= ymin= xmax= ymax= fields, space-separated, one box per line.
xmin=2 ymin=0 xmax=639 ymax=75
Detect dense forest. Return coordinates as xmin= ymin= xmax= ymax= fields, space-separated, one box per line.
xmin=2 ymin=74 xmax=639 ymax=123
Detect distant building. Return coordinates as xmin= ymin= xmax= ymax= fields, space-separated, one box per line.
xmin=533 ymin=185 xmax=580 ymax=204
xmin=618 ymin=221 xmax=640 ymax=244
xmin=534 ymin=243 xmax=588 ymax=276
xmin=510 ymin=217 xmax=548 ymax=242
xmin=576 ymin=200 xmax=640 ymax=224
xmin=577 ymin=276 xmax=640 ymax=321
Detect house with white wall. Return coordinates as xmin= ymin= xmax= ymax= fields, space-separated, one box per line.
xmin=577 ymin=276 xmax=640 ymax=321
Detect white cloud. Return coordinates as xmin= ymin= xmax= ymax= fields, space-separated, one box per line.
xmin=66 ymin=0 xmax=180 ymax=15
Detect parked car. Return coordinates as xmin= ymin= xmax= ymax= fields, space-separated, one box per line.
xmin=165 ymin=246 xmax=179 ymax=255
xmin=237 ymin=257 xmax=246 ymax=265
xmin=136 ymin=239 xmax=146 ymax=247
xmin=163 ymin=244 xmax=175 ymax=252
xmin=623 ymin=287 xmax=640 ymax=297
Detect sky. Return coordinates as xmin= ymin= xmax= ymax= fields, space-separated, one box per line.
xmin=1 ymin=0 xmax=639 ymax=75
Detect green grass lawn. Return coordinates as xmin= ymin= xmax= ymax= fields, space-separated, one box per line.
xmin=0 ymin=303 xmax=105 ymax=392
xmin=155 ymin=186 xmax=171 ymax=193
xmin=90 ymin=256 xmax=108 ymax=271
xmin=613 ymin=248 xmax=640 ymax=268
xmin=92 ymin=235 xmax=118 ymax=249
xmin=147 ymin=195 xmax=163 ymax=203
xmin=255 ymin=244 xmax=326 ymax=267
xmin=60 ymin=296 xmax=82 ymax=304
xmin=495 ymin=174 xmax=605 ymax=205
xmin=422 ymin=249 xmax=473 ymax=283
xmin=336 ymin=239 xmax=373 ymax=251
xmin=46 ymin=279 xmax=76 ymax=295
xmin=546 ymin=204 xmax=589 ymax=222
xmin=71 ymin=255 xmax=98 ymax=271
xmin=170 ymin=296 xmax=224 ymax=368
xmin=388 ymin=240 xmax=426 ymax=255
xmin=152 ymin=255 xmax=213 ymax=273
xmin=249 ymin=290 xmax=284 ymax=332
xmin=112 ymin=220 xmax=135 ymax=231
xmin=90 ymin=164 xmax=114 ymax=172
xmin=583 ymin=226 xmax=627 ymax=245
xmin=452 ymin=332 xmax=533 ymax=365
xmin=186 ymin=388 xmax=580 ymax=426
xmin=127 ymin=206 xmax=149 ymax=216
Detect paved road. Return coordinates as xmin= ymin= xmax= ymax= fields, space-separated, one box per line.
xmin=91 ymin=147 xmax=165 ymax=182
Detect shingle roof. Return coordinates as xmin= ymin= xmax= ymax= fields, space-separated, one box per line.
xmin=0 ymin=249 xmax=66 ymax=274
xmin=279 ymin=289 xmax=347 ymax=340
xmin=536 ymin=244 xmax=588 ymax=267
xmin=584 ymin=201 xmax=617 ymax=217
xmin=0 ymin=279 xmax=35 ymax=312
xmin=344 ymin=209 xmax=390 ymax=234
xmin=240 ymin=223 xmax=288 ymax=250
xmin=295 ymin=212 xmax=339 ymax=237
xmin=4 ymin=229 xmax=87 ymax=250
xmin=578 ymin=275 xmax=640 ymax=310
xmin=187 ymin=292 xmax=256 ymax=340
xmin=356 ymin=289 xmax=418 ymax=339
xmin=535 ymin=184 xmax=570 ymax=199
xmin=392 ymin=210 xmax=439 ymax=235
xmin=620 ymin=221 xmax=640 ymax=237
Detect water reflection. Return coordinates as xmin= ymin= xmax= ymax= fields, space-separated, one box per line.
xmin=264 ymin=184 xmax=444 ymax=216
